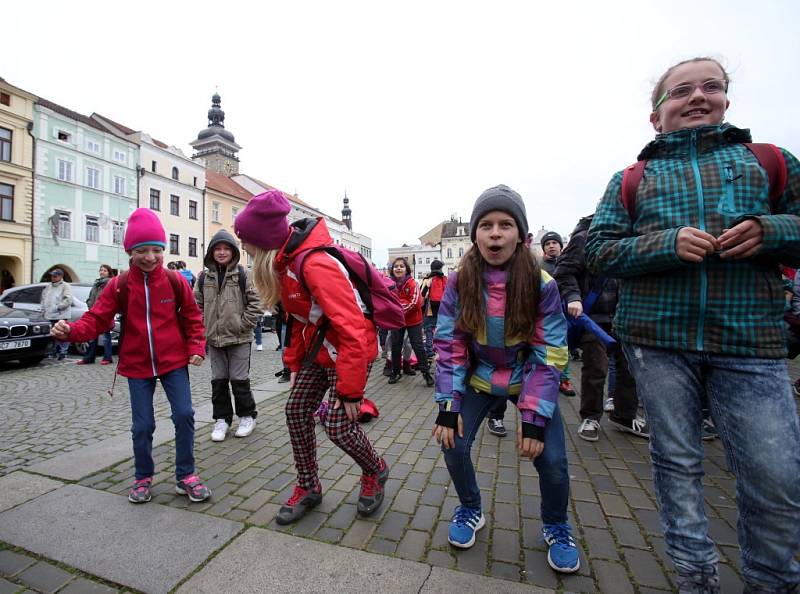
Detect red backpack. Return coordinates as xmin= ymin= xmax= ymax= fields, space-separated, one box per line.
xmin=428 ymin=275 xmax=447 ymax=302
xmin=621 ymin=143 xmax=787 ymax=218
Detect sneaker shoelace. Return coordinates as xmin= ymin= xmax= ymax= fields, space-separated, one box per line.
xmin=360 ymin=474 xmax=380 ymax=497
xmin=132 ymin=478 xmax=151 ymax=493
xmin=286 ymin=485 xmax=309 ymax=506
xmin=544 ymin=524 xmax=575 ymax=547
xmin=453 ymin=505 xmax=480 ymax=528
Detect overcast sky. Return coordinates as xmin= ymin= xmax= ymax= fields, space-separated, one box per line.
xmin=4 ymin=0 xmax=799 ymax=264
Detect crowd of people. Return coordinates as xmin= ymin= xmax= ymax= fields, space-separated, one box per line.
xmin=46 ymin=55 xmax=800 ymax=593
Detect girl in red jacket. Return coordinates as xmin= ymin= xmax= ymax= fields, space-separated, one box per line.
xmin=234 ymin=190 xmax=388 ymax=525
xmin=51 ymin=208 xmax=210 ymax=505
xmin=388 ymin=257 xmax=434 ymax=386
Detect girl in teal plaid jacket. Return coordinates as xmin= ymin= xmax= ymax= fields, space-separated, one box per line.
xmin=586 ymin=57 xmax=800 ymax=594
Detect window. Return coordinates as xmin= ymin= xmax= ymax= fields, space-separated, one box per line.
xmin=85 ymin=215 xmax=99 ymax=242
xmin=169 ymin=234 xmax=179 ymax=255
xmin=151 ymin=160 xmax=157 ymax=173
xmin=188 ymin=237 xmax=197 ymax=258
xmin=86 ymin=167 xmax=101 ymax=189
xmin=458 ymin=247 xmax=464 ymax=257
xmin=57 ymin=159 xmax=73 ymax=182
xmin=112 ymin=220 xmax=124 ymax=245
xmin=113 ymin=150 xmax=126 ymax=163
xmin=0 ymin=127 xmax=11 ymax=162
xmin=0 ymin=183 xmax=13 ymax=221
xmin=171 ymin=167 xmax=179 ymax=181
xmin=56 ymin=210 xmax=71 ymax=239
xmin=188 ymin=200 xmax=197 ymax=220
xmin=149 ymin=189 xmax=160 ymax=211
xmin=211 ymin=201 xmax=220 ymax=223
xmin=447 ymin=248 xmax=452 ymax=258
xmin=426 ymin=257 xmax=430 ymax=264
xmin=57 ymin=130 xmax=71 ymax=143
xmin=0 ymin=92 xmax=9 ymax=106
xmin=113 ymin=176 xmax=125 ymax=195
xmin=193 ymin=176 xmax=197 ymax=187
xmin=86 ymin=139 xmax=101 ymax=154
xmin=170 ymin=194 xmax=180 ymax=216
xmin=231 ymin=206 xmax=239 ymax=224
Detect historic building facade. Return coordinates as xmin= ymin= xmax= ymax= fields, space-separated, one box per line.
xmin=0 ymin=77 xmax=36 ymax=286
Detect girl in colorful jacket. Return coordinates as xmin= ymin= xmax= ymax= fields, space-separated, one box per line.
xmin=234 ymin=190 xmax=388 ymax=526
xmin=388 ymin=257 xmax=434 ymax=386
xmin=51 ymin=208 xmax=210 ymax=505
xmin=433 ymin=185 xmax=580 ymax=573
xmin=586 ymin=57 xmax=800 ymax=594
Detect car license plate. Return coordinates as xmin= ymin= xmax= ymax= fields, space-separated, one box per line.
xmin=0 ymin=339 xmax=31 ymax=350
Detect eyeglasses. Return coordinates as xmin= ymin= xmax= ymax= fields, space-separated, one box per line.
xmin=654 ymin=79 xmax=728 ymax=110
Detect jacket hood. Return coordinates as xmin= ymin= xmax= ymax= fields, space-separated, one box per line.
xmin=281 ymin=218 xmax=333 ymax=263
xmin=204 ymin=229 xmax=241 ymax=269
xmin=638 ymin=123 xmax=751 ymax=161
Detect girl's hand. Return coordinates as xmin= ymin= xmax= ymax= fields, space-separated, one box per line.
xmin=432 ymin=415 xmax=463 ymax=449
xmin=189 ymin=355 xmax=203 ymax=366
xmin=675 ymin=227 xmax=719 ymax=263
xmin=566 ymin=301 xmax=583 ymax=318
xmin=333 ymin=398 xmax=361 ymax=422
xmin=517 ymin=426 xmax=544 ymax=459
xmin=50 ymin=320 xmax=71 ymax=339
xmin=290 ymin=372 xmax=297 ymax=388
xmin=717 ymin=219 xmax=764 ymax=259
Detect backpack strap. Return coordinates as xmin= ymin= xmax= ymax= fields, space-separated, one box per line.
xmin=198 ymin=271 xmax=205 ymax=293
xmin=744 ymin=143 xmax=788 ymax=212
xmin=165 ymin=269 xmax=184 ymax=310
xmin=237 ymin=265 xmax=247 ymax=308
xmin=621 ymin=160 xmax=647 ymax=219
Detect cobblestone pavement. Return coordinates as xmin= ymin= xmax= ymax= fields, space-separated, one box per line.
xmin=2 ymin=348 xmax=799 ymax=593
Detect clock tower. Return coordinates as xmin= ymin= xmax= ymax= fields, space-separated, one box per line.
xmin=190 ymin=92 xmax=242 ymax=176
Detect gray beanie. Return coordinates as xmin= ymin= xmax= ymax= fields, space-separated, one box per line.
xmin=469 ymin=185 xmax=528 ymax=242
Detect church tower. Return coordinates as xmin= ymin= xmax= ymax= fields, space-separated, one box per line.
xmin=190 ymin=92 xmax=242 ymax=176
xmin=342 ymin=193 xmax=352 ymax=230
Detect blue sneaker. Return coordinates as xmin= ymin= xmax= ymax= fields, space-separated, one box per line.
xmin=542 ymin=523 xmax=580 ymax=573
xmin=448 ymin=505 xmax=485 ymax=549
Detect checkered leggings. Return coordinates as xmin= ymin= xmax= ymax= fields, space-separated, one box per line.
xmin=286 ymin=363 xmax=381 ymax=491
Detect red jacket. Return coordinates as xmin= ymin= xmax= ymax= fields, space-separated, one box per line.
xmin=279 ymin=218 xmax=378 ymax=400
xmin=394 ymin=275 xmax=423 ymax=327
xmin=67 ymin=265 xmax=206 ymax=379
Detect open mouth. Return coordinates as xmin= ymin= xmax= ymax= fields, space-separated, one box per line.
xmin=682 ymin=108 xmax=709 ymax=117
xmin=488 ymin=246 xmax=503 ymax=254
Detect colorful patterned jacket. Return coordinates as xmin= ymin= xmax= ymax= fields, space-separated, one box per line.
xmin=433 ymin=267 xmax=568 ymax=432
xmin=586 ymin=124 xmax=800 ymax=358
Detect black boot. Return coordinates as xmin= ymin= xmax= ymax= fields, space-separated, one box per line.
xmin=423 ymin=371 xmax=435 ymax=387
xmin=211 ymin=379 xmax=232 ymax=423
xmin=229 ymin=379 xmax=257 ymax=420
xmin=382 ymin=361 xmax=392 ymax=377
xmin=388 ymin=371 xmax=400 ymax=385
xmin=276 ymin=367 xmax=291 ymax=383
xmin=402 ymin=360 xmax=416 ymax=376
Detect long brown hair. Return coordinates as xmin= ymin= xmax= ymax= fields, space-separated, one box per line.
xmin=456 ymin=242 xmax=541 ymax=340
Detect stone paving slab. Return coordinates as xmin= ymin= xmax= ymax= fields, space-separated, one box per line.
xmin=0 ymin=485 xmax=242 ymax=594
xmin=0 ymin=471 xmax=63 ymax=513
xmin=177 ymin=526 xmax=554 ymax=594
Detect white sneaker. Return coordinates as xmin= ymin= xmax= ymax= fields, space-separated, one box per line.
xmin=235 ymin=416 xmax=256 ymax=438
xmin=211 ymin=419 xmax=229 ymax=442
xmin=603 ymin=397 xmax=614 ymax=412
xmin=256 ymin=344 xmax=263 ymax=351
xmin=577 ymin=418 xmax=600 ymax=442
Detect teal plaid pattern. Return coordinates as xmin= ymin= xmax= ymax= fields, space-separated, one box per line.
xmin=586 ymin=124 xmax=800 ymax=358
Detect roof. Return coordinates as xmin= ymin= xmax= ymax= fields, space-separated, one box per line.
xmin=441 ymin=220 xmax=470 ymax=238
xmin=238 ymin=174 xmax=315 ymax=209
xmin=90 ymin=113 xmax=137 ymax=135
xmin=206 ymin=170 xmax=253 ymax=201
xmin=38 ymin=98 xmax=121 ymax=136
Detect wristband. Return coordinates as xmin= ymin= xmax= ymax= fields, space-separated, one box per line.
xmin=436 ymin=411 xmax=458 ymax=429
xmin=522 ymin=422 xmax=545 ymax=442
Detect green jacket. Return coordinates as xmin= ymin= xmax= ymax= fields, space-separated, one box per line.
xmin=194 ymin=230 xmax=263 ymax=348
xmin=586 ymin=124 xmax=800 ymax=358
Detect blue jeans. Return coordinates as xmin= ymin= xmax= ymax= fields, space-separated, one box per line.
xmin=442 ymin=385 xmax=570 ymax=524
xmin=253 ymin=320 xmax=262 ymax=347
xmin=623 ymin=343 xmax=800 ymax=589
xmin=83 ymin=332 xmax=112 ymax=363
xmin=423 ymin=314 xmax=437 ymax=359
xmin=128 ymin=366 xmax=196 ymax=481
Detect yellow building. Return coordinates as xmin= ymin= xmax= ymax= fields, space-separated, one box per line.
xmin=204 ymin=170 xmax=252 ymax=266
xmin=0 ymin=77 xmax=36 ymax=287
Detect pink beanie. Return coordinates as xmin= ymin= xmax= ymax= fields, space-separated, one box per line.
xmin=234 ymin=190 xmax=292 ymax=250
xmin=124 ymin=208 xmax=167 ymax=252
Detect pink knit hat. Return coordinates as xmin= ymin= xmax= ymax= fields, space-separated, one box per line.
xmin=234 ymin=190 xmax=292 ymax=250
xmin=124 ymin=208 xmax=167 ymax=252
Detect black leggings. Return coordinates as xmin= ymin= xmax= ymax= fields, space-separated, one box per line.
xmin=391 ymin=324 xmax=429 ymax=374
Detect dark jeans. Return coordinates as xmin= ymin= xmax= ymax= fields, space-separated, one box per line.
xmin=488 ymin=395 xmax=508 ymax=421
xmin=442 ymin=385 xmax=570 ymax=524
xmin=423 ymin=314 xmax=437 ymax=359
xmin=128 ymin=366 xmax=195 ymax=481
xmin=579 ymin=322 xmax=637 ymax=421
xmin=253 ymin=321 xmax=262 ymax=346
xmin=391 ymin=324 xmax=429 ymax=373
xmin=82 ymin=332 xmax=112 ymax=363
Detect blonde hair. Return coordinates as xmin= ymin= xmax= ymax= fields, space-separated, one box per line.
xmin=251 ymin=248 xmax=281 ymax=310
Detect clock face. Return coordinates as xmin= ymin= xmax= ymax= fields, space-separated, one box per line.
xmin=224 ymin=160 xmax=233 ymax=174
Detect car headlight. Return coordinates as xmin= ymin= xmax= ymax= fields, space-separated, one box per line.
xmin=32 ymin=325 xmax=41 ymax=334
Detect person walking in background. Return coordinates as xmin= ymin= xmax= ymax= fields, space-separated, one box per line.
xmin=235 ymin=190 xmax=389 ymax=525
xmin=51 ymin=208 xmax=210 ymax=504
xmin=433 ymin=185 xmax=580 ymax=573
xmin=195 ymin=229 xmax=263 ymax=442
xmin=586 ymin=56 xmax=800 ymax=594
xmin=555 ymin=215 xmax=648 ymax=443
xmin=387 ymin=257 xmax=434 ymax=387
xmin=420 ymin=259 xmax=447 ymax=362
xmin=540 ymin=232 xmax=576 ymax=397
xmin=41 ymin=268 xmax=72 ymax=360
xmin=76 ymin=264 xmax=115 ymax=365
xmin=177 ymin=260 xmax=195 ymax=288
